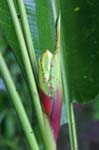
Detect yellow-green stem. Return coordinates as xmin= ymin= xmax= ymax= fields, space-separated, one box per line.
xmin=16 ymin=0 xmax=38 ymax=82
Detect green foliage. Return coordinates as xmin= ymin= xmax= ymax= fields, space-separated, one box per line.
xmin=0 ymin=0 xmax=99 ymax=149
xmin=34 ymin=0 xmax=55 ymax=51
xmin=0 ymin=0 xmax=58 ymax=149
xmin=1 ymin=0 xmax=99 ymax=104
xmin=60 ymin=0 xmax=99 ymax=103
xmin=0 ymin=1 xmax=21 ymax=60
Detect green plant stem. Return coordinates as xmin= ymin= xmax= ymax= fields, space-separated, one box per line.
xmin=61 ymin=53 xmax=78 ymax=150
xmin=16 ymin=0 xmax=38 ymax=82
xmin=70 ymin=103 xmax=78 ymax=150
xmin=62 ymin=71 xmax=74 ymax=149
xmin=0 ymin=52 xmax=39 ymax=150
xmin=7 ymin=0 xmax=56 ymax=149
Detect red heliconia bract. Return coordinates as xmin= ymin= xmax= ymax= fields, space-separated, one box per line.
xmin=50 ymin=84 xmax=62 ymax=141
xmin=39 ymin=89 xmax=52 ymax=116
xmin=39 ymin=83 xmax=62 ymax=141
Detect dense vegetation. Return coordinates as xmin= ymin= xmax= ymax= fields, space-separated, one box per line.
xmin=0 ymin=0 xmax=99 ymax=149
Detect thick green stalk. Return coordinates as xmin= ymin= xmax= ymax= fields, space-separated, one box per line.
xmin=0 ymin=52 xmax=39 ymax=150
xmin=7 ymin=0 xmax=56 ymax=149
xmin=16 ymin=0 xmax=38 ymax=81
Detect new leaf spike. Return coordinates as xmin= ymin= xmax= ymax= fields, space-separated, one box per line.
xmin=39 ymin=15 xmax=62 ymax=141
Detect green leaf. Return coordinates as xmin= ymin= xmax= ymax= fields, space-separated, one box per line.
xmin=0 ymin=0 xmax=22 ymax=64
xmin=31 ymin=0 xmax=56 ymax=51
xmin=60 ymin=0 xmax=99 ymax=103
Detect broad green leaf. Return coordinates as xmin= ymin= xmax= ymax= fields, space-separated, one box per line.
xmin=60 ymin=0 xmax=99 ymax=103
